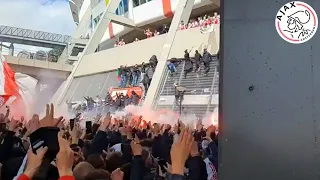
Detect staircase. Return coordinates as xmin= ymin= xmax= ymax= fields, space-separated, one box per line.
xmin=156 ymin=104 xmax=217 ymax=119
xmin=154 ymin=56 xmax=219 ymax=118
xmin=158 ymin=56 xmax=219 ymax=96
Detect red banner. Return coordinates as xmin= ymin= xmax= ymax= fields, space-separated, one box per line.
xmin=110 ymin=86 xmax=143 ymax=100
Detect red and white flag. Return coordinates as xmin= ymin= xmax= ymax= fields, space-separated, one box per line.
xmin=0 ymin=53 xmax=38 ymax=118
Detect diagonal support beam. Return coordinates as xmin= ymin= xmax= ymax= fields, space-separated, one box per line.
xmin=143 ymin=0 xmax=196 ymax=109
xmin=106 ymin=12 xmax=134 ymax=27
xmin=55 ymin=0 xmax=122 ymax=105
xmin=210 ymin=0 xmax=220 ymax=6
xmin=105 ymin=12 xmax=144 ymax=31
xmin=58 ymin=5 xmax=92 ymax=63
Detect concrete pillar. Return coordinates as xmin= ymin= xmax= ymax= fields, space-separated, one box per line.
xmin=220 ymin=0 xmax=320 ymax=179
xmin=55 ymin=0 xmax=123 ymax=105
xmin=9 ymin=43 xmax=14 ymax=56
xmin=143 ymin=0 xmax=195 ymax=109
xmin=128 ymin=0 xmax=134 ymax=19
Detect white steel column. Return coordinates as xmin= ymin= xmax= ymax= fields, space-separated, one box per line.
xmin=55 ymin=0 xmax=122 ymax=105
xmin=143 ymin=0 xmax=195 ymax=109
xmin=58 ymin=5 xmax=92 ymax=63
xmin=128 ymin=0 xmax=134 ymax=19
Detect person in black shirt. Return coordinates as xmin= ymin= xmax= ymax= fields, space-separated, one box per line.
xmin=132 ymin=64 xmax=140 ymax=86
xmin=202 ymin=48 xmax=212 ymax=76
xmin=184 ymin=49 xmax=193 ymax=78
xmin=194 ymin=50 xmax=202 ymax=73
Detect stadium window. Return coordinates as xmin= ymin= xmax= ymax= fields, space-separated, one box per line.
xmin=119 ymin=1 xmax=124 ymax=14
xmin=89 ymin=15 xmax=93 ymax=28
xmin=123 ymin=0 xmax=128 ymax=13
xmin=133 ymin=0 xmax=139 ymax=7
xmin=139 ymin=0 xmax=146 ymax=5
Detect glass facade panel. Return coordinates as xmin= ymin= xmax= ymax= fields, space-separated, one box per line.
xmin=64 ymin=70 xmax=121 ymax=102
xmin=72 ymin=76 xmax=94 ymax=101
xmin=62 ymin=78 xmax=80 ymax=103
xmin=85 ymin=73 xmax=109 ymax=98
xmin=133 ymin=0 xmax=139 ymax=7
xmin=139 ymin=0 xmax=146 ymax=5
xmin=118 ymin=1 xmax=124 ymax=14
xmin=123 ymin=0 xmax=128 ymax=13
xmin=99 ymin=71 xmax=119 ymax=97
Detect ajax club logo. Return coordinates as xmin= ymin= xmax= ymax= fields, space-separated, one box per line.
xmin=275 ymin=1 xmax=318 ymax=44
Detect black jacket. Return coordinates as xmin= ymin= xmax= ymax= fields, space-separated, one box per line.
xmin=194 ymin=53 xmax=202 ymax=63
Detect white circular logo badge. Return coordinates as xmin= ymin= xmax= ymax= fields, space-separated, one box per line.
xmin=275 ymin=1 xmax=318 ymax=44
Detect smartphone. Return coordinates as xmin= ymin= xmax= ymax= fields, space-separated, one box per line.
xmin=30 ymin=127 xmax=60 ymax=162
xmin=86 ymin=121 xmax=92 ymax=134
xmin=70 ymin=119 xmax=75 ymax=131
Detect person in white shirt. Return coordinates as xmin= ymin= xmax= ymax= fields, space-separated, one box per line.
xmin=153 ymin=30 xmax=159 ymax=36
xmin=193 ymin=20 xmax=199 ymax=27
xmin=213 ymin=12 xmax=220 ymax=24
xmin=198 ymin=17 xmax=204 ymax=26
xmin=119 ymin=39 xmax=126 ymax=46
xmin=144 ymin=29 xmax=152 ymax=38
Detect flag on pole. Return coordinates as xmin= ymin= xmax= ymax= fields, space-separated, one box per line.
xmin=116 ymin=68 xmax=120 ymax=81
xmin=0 ymin=53 xmax=38 ymax=118
xmin=0 ymin=53 xmax=20 ymax=107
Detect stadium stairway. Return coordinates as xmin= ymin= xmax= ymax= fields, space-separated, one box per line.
xmin=154 ymin=56 xmax=219 ymax=118
xmin=155 ymin=104 xmax=217 ymax=119
xmin=158 ymin=56 xmax=219 ymax=96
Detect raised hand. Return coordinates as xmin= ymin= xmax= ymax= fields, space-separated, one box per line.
xmin=111 ymin=168 xmax=124 ymax=180
xmin=206 ymin=125 xmax=216 ymax=141
xmin=152 ymin=123 xmax=160 ymax=136
xmin=196 ymin=121 xmax=203 ymax=132
xmin=70 ymin=123 xmax=80 ymax=144
xmin=26 ymin=117 xmax=40 ymax=136
xmin=190 ymin=140 xmax=200 ymax=157
xmin=24 ymin=147 xmax=48 ymax=178
xmin=8 ymin=117 xmax=19 ymax=131
xmin=39 ymin=104 xmax=63 ymax=128
xmin=56 ymin=132 xmax=74 ymax=177
xmin=94 ymin=113 xmax=102 ymax=123
xmin=98 ymin=115 xmax=111 ymax=131
xmin=130 ymin=135 xmax=142 ymax=156
xmin=118 ymin=127 xmax=126 ymax=136
xmin=79 ymin=128 xmax=86 ymax=140
xmin=170 ymin=128 xmax=194 ymax=175
xmin=57 ymin=119 xmax=66 ymax=130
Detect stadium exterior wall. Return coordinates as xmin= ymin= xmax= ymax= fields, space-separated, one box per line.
xmin=81 ymin=0 xmax=216 ymax=43
xmin=73 ymin=27 xmax=218 ymax=77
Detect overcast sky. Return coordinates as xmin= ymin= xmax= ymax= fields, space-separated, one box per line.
xmin=0 ymin=0 xmax=77 ymax=54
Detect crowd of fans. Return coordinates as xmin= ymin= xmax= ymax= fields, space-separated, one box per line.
xmin=117 ymin=55 xmax=158 ymax=92
xmin=0 ymin=103 xmax=218 ymax=180
xmin=114 ymin=12 xmax=220 ymax=47
xmin=179 ymin=13 xmax=220 ymax=30
xmin=67 ymin=90 xmax=141 ymax=115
